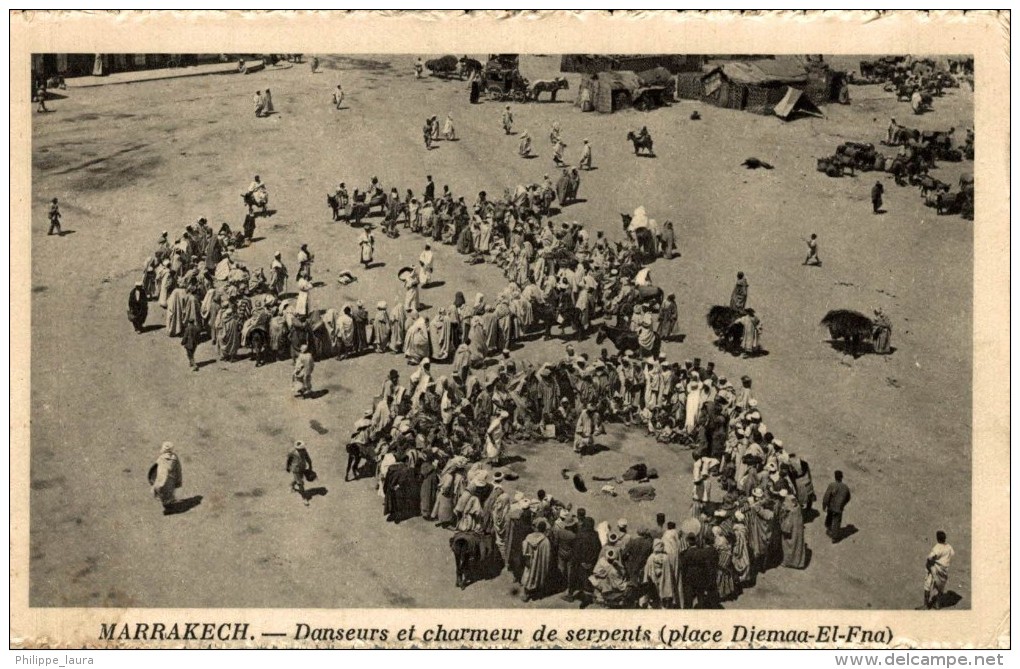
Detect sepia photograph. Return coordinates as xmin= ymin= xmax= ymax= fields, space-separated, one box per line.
xmin=9 ymin=10 xmax=1010 ymax=650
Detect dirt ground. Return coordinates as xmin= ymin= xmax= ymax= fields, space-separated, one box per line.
xmin=28 ymin=54 xmax=974 ymax=610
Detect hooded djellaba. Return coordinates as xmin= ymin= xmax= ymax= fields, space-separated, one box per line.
xmin=430 ymin=307 xmax=453 ymax=362
xmin=520 ymin=517 xmax=553 ymax=602
xmin=644 ymin=538 xmax=680 ymax=608
xmin=151 ymin=441 xmax=183 ymax=514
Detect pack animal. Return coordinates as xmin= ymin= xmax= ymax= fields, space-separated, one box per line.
xmin=820 ymin=309 xmax=875 ymax=358
xmin=530 ymin=77 xmax=569 ymax=102
xmin=626 ymin=131 xmax=654 ymax=156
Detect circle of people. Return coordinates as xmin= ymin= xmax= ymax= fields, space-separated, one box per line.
xmin=129 ymin=170 xmax=814 ymax=608
xmin=357 ymin=342 xmax=815 ymax=609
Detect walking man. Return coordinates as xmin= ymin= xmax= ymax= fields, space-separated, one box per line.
xmin=270 ymin=251 xmax=288 ymax=295
xmin=359 ymin=227 xmax=375 ymax=268
xmin=35 ymin=85 xmax=48 ymax=113
xmin=254 ymin=90 xmax=265 ymax=118
xmin=127 ymin=282 xmax=148 ymax=333
xmin=181 ymin=316 xmax=201 ymax=371
xmin=293 ymin=344 xmax=315 ymax=398
xmin=297 ymin=243 xmax=313 ymax=281
xmin=424 ymin=175 xmax=435 ymax=203
xmin=151 ymin=442 xmax=183 ymax=515
xmin=821 ymin=470 xmax=851 ymax=543
xmin=574 ymin=402 xmax=594 ymax=455
xmin=579 ymin=139 xmax=593 ymax=170
xmin=332 ymin=84 xmax=344 ymax=109
xmin=923 ymin=531 xmax=955 ymax=610
xmin=501 ymin=105 xmax=513 ymax=135
xmin=871 ymin=180 xmax=885 ymax=214
xmin=803 ymin=233 xmax=821 ymax=266
xmin=730 ymin=271 xmax=748 ymax=310
xmin=422 ymin=117 xmax=433 ymax=149
xmin=47 ymin=198 xmax=61 ymax=235
xmin=518 ymin=130 xmax=532 ymax=157
xmin=553 ymin=139 xmax=567 ymax=166
xmin=442 ymin=113 xmax=456 ymax=141
xmin=286 ymin=440 xmax=314 ymax=505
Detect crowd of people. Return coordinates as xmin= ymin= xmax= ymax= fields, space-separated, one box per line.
xmin=127 ymin=165 xmax=816 ymax=607
xmin=351 ymin=334 xmax=817 ymax=607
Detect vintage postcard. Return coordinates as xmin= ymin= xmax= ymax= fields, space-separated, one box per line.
xmin=9 ymin=10 xmax=1010 ymax=649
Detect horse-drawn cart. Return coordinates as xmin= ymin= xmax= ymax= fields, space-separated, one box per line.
xmin=481 ymin=54 xmax=531 ymax=102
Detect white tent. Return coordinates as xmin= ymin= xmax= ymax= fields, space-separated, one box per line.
xmin=773 ymin=86 xmax=824 ymax=121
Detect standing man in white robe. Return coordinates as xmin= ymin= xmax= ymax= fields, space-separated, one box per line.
xmin=359 ymin=227 xmax=375 ymax=268
xmin=403 ymin=270 xmax=420 ymax=312
xmin=418 ymin=244 xmax=434 ymax=287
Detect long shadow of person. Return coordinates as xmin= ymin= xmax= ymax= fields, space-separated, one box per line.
xmin=166 ymin=495 xmax=203 ymax=515
xmin=299 ymin=487 xmax=328 ymax=505
xmin=833 ymin=524 xmax=859 ymax=544
xmin=937 ymin=590 xmax=963 ymax=609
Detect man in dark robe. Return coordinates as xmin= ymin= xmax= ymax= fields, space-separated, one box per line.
xmin=204 ymin=233 xmax=223 ymax=273
xmin=822 ymin=470 xmax=852 ymax=542
xmin=352 ymin=301 xmax=370 ymax=354
xmin=419 ymin=457 xmax=439 ymax=520
xmin=456 ymin=224 xmax=474 ymax=255
xmin=572 ymin=515 xmax=601 ymax=603
xmin=127 ymin=282 xmax=148 ymax=332
xmin=383 ymin=455 xmax=420 ymax=523
xmin=707 ymin=411 xmax=730 ymax=459
xmin=730 ymin=272 xmax=748 ymax=310
xmin=659 ymin=221 xmax=677 ymax=258
xmin=623 ymin=528 xmax=655 ymax=592
xmin=506 ymin=505 xmax=533 ymax=583
xmin=679 ymin=534 xmax=720 ymax=609
xmin=556 ymin=169 xmax=572 ymax=206
xmin=871 ymin=180 xmax=885 ymax=213
xmin=181 ymin=317 xmax=201 ymax=371
xmin=551 ymin=512 xmax=577 ymax=595
xmin=615 ymin=281 xmax=638 ymax=327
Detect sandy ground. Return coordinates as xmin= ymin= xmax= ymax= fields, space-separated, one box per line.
xmin=28 ymin=55 xmax=974 ymax=609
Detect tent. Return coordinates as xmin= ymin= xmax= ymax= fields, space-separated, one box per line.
xmin=576 ymin=70 xmax=648 ymax=113
xmin=595 ymin=70 xmax=643 ymax=113
xmin=701 ymin=59 xmax=816 ymax=111
xmin=773 ymin=87 xmax=824 ymax=120
xmin=715 ymin=60 xmax=809 ymax=86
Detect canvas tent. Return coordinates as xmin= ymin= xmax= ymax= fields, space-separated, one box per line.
xmin=773 ymin=87 xmax=824 ymax=120
xmin=575 ymin=70 xmax=666 ymax=113
xmin=701 ymin=59 xmax=810 ymax=111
